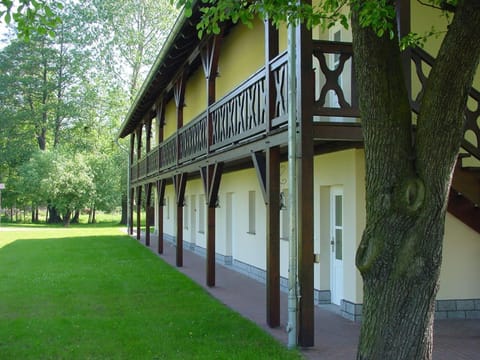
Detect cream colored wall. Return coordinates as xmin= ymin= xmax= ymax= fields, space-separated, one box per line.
xmin=219 ymin=169 xmax=267 ymax=269
xmin=438 ymin=214 xmax=480 ymax=299
xmin=163 ymin=99 xmax=177 ymax=140
xmin=183 ymin=67 xmax=207 ymax=125
xmin=181 ymin=179 xmax=206 ymax=248
xmin=216 ymin=18 xmax=265 ymax=99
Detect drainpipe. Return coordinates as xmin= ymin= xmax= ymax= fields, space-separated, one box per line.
xmin=286 ymin=17 xmax=298 ymax=349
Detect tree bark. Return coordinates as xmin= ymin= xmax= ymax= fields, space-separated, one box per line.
xmin=71 ymin=209 xmax=80 ymax=224
xmin=63 ymin=210 xmax=71 ymax=227
xmin=120 ymin=191 xmax=128 ymax=225
xmin=352 ymin=1 xmax=480 ymax=359
xmin=47 ymin=205 xmax=62 ymax=224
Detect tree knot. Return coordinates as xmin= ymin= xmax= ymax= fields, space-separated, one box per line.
xmin=398 ymin=177 xmax=425 ymax=214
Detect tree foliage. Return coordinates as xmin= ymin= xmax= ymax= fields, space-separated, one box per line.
xmin=0 ymin=0 xmax=63 ymax=38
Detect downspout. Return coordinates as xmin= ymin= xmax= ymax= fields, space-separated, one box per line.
xmin=287 ymin=17 xmax=298 ymax=349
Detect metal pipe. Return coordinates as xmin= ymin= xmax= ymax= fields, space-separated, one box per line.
xmin=286 ymin=17 xmax=298 ymax=350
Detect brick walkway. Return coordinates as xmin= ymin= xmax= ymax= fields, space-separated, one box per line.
xmin=133 ymin=231 xmax=480 ymax=359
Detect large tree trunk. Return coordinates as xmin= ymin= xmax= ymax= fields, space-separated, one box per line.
xmin=63 ymin=210 xmax=72 ymax=227
xmin=47 ymin=205 xmax=62 ymax=224
xmin=352 ymin=1 xmax=480 ymax=359
xmin=71 ymin=209 xmax=80 ymax=224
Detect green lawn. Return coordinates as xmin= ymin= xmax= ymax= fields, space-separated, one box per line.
xmin=0 ymin=225 xmax=302 ymax=359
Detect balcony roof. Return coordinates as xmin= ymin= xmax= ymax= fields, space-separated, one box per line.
xmin=117 ymin=4 xmax=202 ymax=139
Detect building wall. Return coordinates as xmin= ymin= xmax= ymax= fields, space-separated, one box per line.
xmin=184 ymin=67 xmax=207 ymax=124
xmin=163 ymin=99 xmax=177 ymax=140
xmin=216 ymin=18 xmax=265 ymax=99
xmin=439 ymin=213 xmax=480 ymax=299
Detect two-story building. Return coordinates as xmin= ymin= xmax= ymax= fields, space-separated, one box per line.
xmin=118 ymin=0 xmax=480 ymax=347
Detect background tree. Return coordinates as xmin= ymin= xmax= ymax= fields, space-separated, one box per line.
xmin=176 ymin=0 xmax=480 ymax=358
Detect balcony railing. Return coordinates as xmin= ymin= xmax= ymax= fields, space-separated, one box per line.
xmin=410 ymin=47 xmax=480 ymax=160
xmin=131 ymin=41 xmax=361 ymax=182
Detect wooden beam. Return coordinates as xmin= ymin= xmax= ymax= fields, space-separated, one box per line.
xmin=173 ymin=173 xmax=187 ymax=267
xmin=266 ymin=146 xmax=280 ymax=327
xmin=313 ymin=122 xmax=363 ymax=141
xmin=296 ymin=5 xmax=315 ymax=346
xmin=156 ymin=179 xmax=166 ymax=254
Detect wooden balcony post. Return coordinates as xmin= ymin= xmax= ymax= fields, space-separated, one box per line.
xmin=146 ymin=118 xmax=152 ymax=174
xmin=173 ymin=173 xmax=187 ymax=267
xmin=174 ymin=73 xmax=186 ymax=165
xmin=201 ymin=163 xmax=223 ymax=287
xmin=266 ymin=147 xmax=280 ymax=327
xmin=145 ymin=183 xmax=152 ymax=247
xmin=252 ymin=147 xmax=281 ymax=328
xmin=201 ymin=34 xmax=222 ymax=153
xmin=136 ymin=185 xmax=142 ymax=241
xmin=129 ymin=187 xmax=134 ymax=235
xmin=156 ymin=179 xmax=166 ymax=254
xmin=128 ymin=133 xmax=135 ymax=235
xmin=296 ymin=4 xmax=315 ymax=347
xmin=265 ymin=18 xmax=279 ymax=132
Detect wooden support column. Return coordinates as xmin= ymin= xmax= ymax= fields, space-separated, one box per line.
xmin=145 ymin=120 xmax=153 ymax=246
xmin=296 ymin=7 xmax=315 ymax=347
xmin=265 ymin=18 xmax=279 ymax=132
xmin=266 ymin=147 xmax=280 ymax=327
xmin=136 ymin=185 xmax=142 ymax=240
xmin=145 ymin=183 xmax=152 ymax=246
xmin=173 ymin=173 xmax=187 ymax=267
xmin=156 ymin=179 xmax=166 ymax=254
xmin=129 ymin=187 xmax=135 ymax=235
xmin=135 ymin=126 xmax=143 ymax=241
xmin=200 ymin=163 xmax=224 ymax=287
xmin=252 ymin=148 xmax=281 ymax=328
xmin=129 ymin=133 xmax=135 ymax=235
xmin=201 ymin=34 xmax=222 ymax=153
xmin=174 ymin=73 xmax=186 ymax=165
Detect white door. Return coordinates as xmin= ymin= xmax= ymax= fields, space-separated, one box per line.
xmin=330 ymin=187 xmax=344 ymax=305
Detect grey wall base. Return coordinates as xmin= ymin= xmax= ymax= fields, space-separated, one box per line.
xmin=161 ymin=233 xmax=479 ymax=322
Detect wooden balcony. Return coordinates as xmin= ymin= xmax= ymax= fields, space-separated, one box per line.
xmin=131 ymin=43 xmax=480 ymax=188
xmin=131 ymin=41 xmax=362 ymax=184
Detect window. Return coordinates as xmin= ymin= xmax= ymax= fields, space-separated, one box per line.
xmin=334 ymin=194 xmax=343 ymax=260
xmin=248 ymin=190 xmax=256 ymax=234
xmin=198 ymin=194 xmax=205 ymax=234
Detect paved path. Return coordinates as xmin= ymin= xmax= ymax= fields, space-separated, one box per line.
xmin=133 ymin=231 xmax=480 ymax=359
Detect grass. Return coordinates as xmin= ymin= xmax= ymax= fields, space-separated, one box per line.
xmin=0 ymin=225 xmax=302 ymax=359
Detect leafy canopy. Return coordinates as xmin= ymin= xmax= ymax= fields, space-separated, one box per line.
xmin=0 ymin=0 xmax=63 ymax=38
xmin=173 ymin=0 xmax=457 ymax=47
